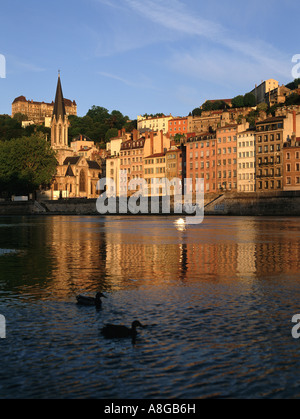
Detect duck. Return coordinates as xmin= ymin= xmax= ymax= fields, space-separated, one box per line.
xmin=101 ymin=320 xmax=145 ymax=339
xmin=76 ymin=292 xmax=107 ymax=307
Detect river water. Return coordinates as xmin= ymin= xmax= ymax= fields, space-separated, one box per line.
xmin=0 ymin=215 xmax=300 ymax=399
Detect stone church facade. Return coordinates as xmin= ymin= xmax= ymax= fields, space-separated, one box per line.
xmin=44 ymin=74 xmax=102 ymax=200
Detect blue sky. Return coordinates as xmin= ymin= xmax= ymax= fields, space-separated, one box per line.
xmin=0 ymin=0 xmax=298 ymax=120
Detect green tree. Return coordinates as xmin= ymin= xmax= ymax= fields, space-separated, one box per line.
xmin=285 ymin=93 xmax=300 ymax=106
xmin=192 ymin=108 xmax=202 ymax=117
xmin=201 ymin=101 xmax=214 ymax=111
xmin=124 ymin=119 xmax=137 ymax=132
xmin=257 ymin=102 xmax=268 ymax=112
xmin=0 ymin=133 xmax=57 ymax=196
xmin=243 ymin=93 xmax=256 ymax=107
xmin=0 ymin=114 xmax=25 ymax=141
xmin=86 ymin=106 xmax=110 ymax=123
xmin=231 ymin=95 xmax=245 ymax=108
xmin=13 ymin=113 xmax=28 ymax=124
xmin=174 ymin=133 xmax=186 ymax=143
xmin=105 ymin=128 xmax=119 ymax=142
xmin=286 ymin=78 xmax=300 ymax=90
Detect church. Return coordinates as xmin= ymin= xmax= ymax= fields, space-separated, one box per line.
xmin=47 ymin=74 xmax=102 ymax=200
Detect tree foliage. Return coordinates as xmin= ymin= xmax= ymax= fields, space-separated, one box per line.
xmin=231 ymin=95 xmax=245 ymax=108
xmin=0 ymin=114 xmax=51 ymax=142
xmin=0 ymin=133 xmax=57 ymax=196
xmin=69 ymin=106 xmax=130 ymax=144
xmin=243 ymin=93 xmax=256 ymax=107
xmin=286 ymin=78 xmax=300 ymax=90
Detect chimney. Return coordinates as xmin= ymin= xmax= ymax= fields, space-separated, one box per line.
xmin=150 ymin=132 xmax=154 ymax=155
xmin=122 ymin=128 xmax=126 ymax=137
xmin=160 ymin=130 xmax=164 ymax=154
xmin=293 ymin=111 xmax=297 ymax=135
xmin=118 ymin=130 xmax=121 ymax=137
xmin=133 ymin=129 xmax=138 ymax=142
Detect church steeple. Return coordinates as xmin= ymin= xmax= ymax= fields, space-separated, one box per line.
xmin=51 ymin=72 xmax=69 ymax=150
xmin=52 ymin=71 xmax=66 ymax=121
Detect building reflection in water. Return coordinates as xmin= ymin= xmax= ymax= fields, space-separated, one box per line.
xmin=37 ymin=216 xmax=300 ymax=298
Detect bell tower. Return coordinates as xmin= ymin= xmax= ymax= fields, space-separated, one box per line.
xmin=51 ymin=71 xmax=69 ymax=149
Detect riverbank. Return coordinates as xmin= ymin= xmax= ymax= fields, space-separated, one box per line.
xmin=1 ymin=191 xmax=300 ymax=216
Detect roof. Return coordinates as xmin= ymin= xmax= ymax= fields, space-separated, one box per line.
xmin=72 ymin=134 xmax=93 ymax=142
xmin=145 ymin=153 xmax=165 ymax=159
xmin=63 ymin=156 xmax=81 ymax=165
xmin=12 ymin=96 xmax=76 ymax=107
xmin=87 ymin=161 xmax=101 ymax=170
xmin=121 ymin=138 xmax=145 ymax=150
xmin=256 ymin=116 xmax=286 ymax=124
xmin=52 ymin=75 xmax=66 ymax=120
xmin=12 ymin=96 xmax=27 ymax=104
xmin=209 ymin=99 xmax=232 ymax=103
xmin=65 ymin=165 xmax=75 ymax=177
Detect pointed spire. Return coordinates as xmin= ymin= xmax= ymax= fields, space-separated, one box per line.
xmin=53 ymin=71 xmax=66 ymax=121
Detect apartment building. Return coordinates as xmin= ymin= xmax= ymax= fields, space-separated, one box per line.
xmin=255 ymin=112 xmax=300 ymax=192
xmin=237 ymin=130 xmax=256 ymax=192
xmin=142 ymin=130 xmax=170 ymax=196
xmin=137 ymin=115 xmax=173 ymax=134
xmin=186 ymin=133 xmax=217 ymax=194
xmin=106 ymin=136 xmax=123 ymax=197
xmin=283 ymin=136 xmax=300 ymax=191
xmin=70 ymin=135 xmax=97 ymax=159
xmin=165 ymin=146 xmax=183 ymax=181
xmin=119 ymin=131 xmax=145 ymax=196
xmin=144 ymin=153 xmax=166 ymax=196
xmin=168 ymin=117 xmax=188 ymax=137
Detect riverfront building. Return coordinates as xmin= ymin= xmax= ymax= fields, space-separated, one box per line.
xmin=185 ymin=133 xmax=217 ymax=194
xmin=283 ymin=137 xmax=300 ymax=191
xmin=255 ymin=112 xmax=300 ymax=192
xmin=237 ymin=130 xmax=256 ymax=192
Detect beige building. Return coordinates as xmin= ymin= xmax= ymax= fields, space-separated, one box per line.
xmin=265 ymin=85 xmax=293 ymax=107
xmin=70 ymin=135 xmax=99 ymax=160
xmin=187 ymin=108 xmax=253 ymax=135
xmin=12 ymin=95 xmax=77 ymax=125
xmin=144 ymin=153 xmax=167 ymax=196
xmin=237 ymin=130 xmax=256 ymax=192
xmin=255 ymin=112 xmax=300 ymax=192
xmin=137 ymin=115 xmax=173 ymax=134
xmin=250 ymin=79 xmax=279 ymax=104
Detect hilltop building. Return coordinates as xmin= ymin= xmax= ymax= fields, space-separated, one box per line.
xmin=12 ymin=95 xmax=77 ymax=125
xmin=137 ymin=115 xmax=173 ymax=134
xmin=250 ymin=79 xmax=279 ymax=104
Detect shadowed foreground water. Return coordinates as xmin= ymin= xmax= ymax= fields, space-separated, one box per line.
xmin=0 ymin=215 xmax=300 ymax=399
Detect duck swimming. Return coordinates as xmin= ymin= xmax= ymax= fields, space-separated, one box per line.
xmin=101 ymin=320 xmax=145 ymax=339
xmin=76 ymin=292 xmax=107 ymax=307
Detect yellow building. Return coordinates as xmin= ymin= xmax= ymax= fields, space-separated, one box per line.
xmin=144 ymin=153 xmax=167 ymax=196
xmin=12 ymin=95 xmax=77 ymax=125
xmin=137 ymin=114 xmax=173 ymax=134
